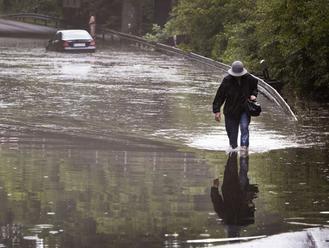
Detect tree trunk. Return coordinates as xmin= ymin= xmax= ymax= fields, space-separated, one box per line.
xmin=121 ymin=0 xmax=142 ymax=35
xmin=154 ymin=0 xmax=172 ymax=27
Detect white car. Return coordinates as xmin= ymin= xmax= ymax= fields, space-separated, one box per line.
xmin=46 ymin=29 xmax=96 ymax=52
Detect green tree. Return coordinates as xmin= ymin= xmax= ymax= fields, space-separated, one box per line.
xmin=0 ymin=0 xmax=62 ymax=15
xmin=166 ymin=0 xmax=226 ymax=57
xmin=256 ymin=0 xmax=329 ymax=99
xmin=166 ymin=0 xmax=329 ymax=100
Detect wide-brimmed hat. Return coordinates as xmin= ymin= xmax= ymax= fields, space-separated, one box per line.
xmin=228 ymin=61 xmax=248 ymax=77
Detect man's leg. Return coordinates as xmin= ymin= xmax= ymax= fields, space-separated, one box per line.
xmin=240 ymin=112 xmax=251 ymax=147
xmin=239 ymin=154 xmax=249 ymax=190
xmin=225 ymin=116 xmax=239 ymax=149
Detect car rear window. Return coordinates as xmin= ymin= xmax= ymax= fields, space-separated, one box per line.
xmin=62 ymin=31 xmax=92 ymax=40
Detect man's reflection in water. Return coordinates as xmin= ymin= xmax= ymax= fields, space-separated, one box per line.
xmin=211 ymin=152 xmax=258 ymax=238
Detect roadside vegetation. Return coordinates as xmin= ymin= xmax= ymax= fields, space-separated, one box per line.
xmin=0 ymin=0 xmax=62 ymax=16
xmin=162 ymin=0 xmax=329 ymax=101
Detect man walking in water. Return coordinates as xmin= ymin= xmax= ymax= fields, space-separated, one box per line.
xmin=213 ymin=61 xmax=258 ymax=150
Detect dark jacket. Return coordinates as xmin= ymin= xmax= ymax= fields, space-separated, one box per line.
xmin=212 ymin=74 xmax=258 ymax=119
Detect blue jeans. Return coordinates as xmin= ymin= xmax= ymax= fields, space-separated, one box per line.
xmin=225 ymin=112 xmax=250 ymax=149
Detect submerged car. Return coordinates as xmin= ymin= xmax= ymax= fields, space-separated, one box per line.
xmin=46 ymin=29 xmax=96 ymax=52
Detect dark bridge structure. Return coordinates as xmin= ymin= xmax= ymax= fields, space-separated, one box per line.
xmin=0 ymin=15 xmax=297 ymax=121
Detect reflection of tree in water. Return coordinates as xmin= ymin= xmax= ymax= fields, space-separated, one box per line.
xmin=0 ymin=142 xmax=214 ymax=247
xmin=0 ymin=224 xmax=22 ymax=247
xmin=211 ymin=152 xmax=258 ymax=238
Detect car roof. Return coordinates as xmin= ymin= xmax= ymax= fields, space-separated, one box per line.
xmin=55 ymin=29 xmax=93 ymax=40
xmin=56 ymin=29 xmax=90 ymax=34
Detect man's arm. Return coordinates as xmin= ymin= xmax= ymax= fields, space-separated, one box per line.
xmin=250 ymin=76 xmax=258 ymax=99
xmin=213 ymin=79 xmax=227 ymax=121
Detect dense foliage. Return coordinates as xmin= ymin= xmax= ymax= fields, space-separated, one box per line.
xmin=165 ymin=0 xmax=329 ymax=100
xmin=0 ymin=0 xmax=62 ymax=15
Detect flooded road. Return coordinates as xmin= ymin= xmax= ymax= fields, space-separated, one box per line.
xmin=0 ymin=37 xmax=328 ymax=247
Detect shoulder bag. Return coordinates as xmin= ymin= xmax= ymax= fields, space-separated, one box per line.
xmin=247 ymin=99 xmax=262 ymax=116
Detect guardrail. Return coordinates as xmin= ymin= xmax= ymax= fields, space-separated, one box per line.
xmin=1 ymin=13 xmax=64 ymax=28
xmin=97 ymin=27 xmax=297 ymax=121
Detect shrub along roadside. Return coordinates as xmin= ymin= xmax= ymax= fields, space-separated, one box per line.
xmin=163 ymin=0 xmax=329 ymax=101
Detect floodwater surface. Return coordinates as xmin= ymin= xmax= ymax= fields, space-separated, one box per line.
xmin=0 ymin=37 xmax=328 ymax=247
